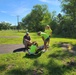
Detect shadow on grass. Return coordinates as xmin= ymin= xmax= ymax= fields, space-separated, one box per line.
xmin=49 ymin=43 xmax=76 ymax=60
xmin=6 ymin=68 xmax=34 ymax=75
xmin=33 ymin=58 xmax=76 ymax=75
xmin=72 ymin=44 xmax=76 ymax=51
xmin=5 ymin=58 xmax=76 ymax=75
xmin=5 ymin=52 xmax=76 ymax=75
xmin=48 ymin=50 xmax=75 ymax=60
xmin=51 ymin=42 xmax=76 ymax=60
xmin=47 ymin=59 xmax=76 ymax=75
xmin=5 ymin=43 xmax=76 ymax=75
xmin=45 ymin=59 xmax=64 ymax=75
xmin=52 ymin=42 xmax=70 ymax=48
xmin=0 ymin=64 xmax=7 ymax=72
xmin=23 ymin=52 xmax=42 ymax=59
xmin=33 ymin=59 xmax=65 ymax=75
xmin=52 ymin=42 xmax=76 ymax=51
xmin=13 ymin=48 xmax=26 ymax=53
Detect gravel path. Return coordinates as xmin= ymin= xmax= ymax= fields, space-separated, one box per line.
xmin=0 ymin=44 xmax=25 ymax=54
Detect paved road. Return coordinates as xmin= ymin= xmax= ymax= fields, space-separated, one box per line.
xmin=0 ymin=44 xmax=25 ymax=54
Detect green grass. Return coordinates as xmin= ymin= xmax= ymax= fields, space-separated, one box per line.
xmin=0 ymin=30 xmax=24 ymax=44
xmin=0 ymin=30 xmax=76 ymax=75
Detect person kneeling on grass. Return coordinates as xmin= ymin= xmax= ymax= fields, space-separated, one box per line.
xmin=23 ymin=32 xmax=32 ymax=50
xmin=27 ymin=41 xmax=38 ymax=55
xmin=37 ymin=31 xmax=50 ymax=52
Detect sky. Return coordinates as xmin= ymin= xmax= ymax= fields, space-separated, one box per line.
xmin=0 ymin=0 xmax=61 ymax=25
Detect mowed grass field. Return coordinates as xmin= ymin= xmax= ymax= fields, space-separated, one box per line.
xmin=0 ymin=30 xmax=76 ymax=75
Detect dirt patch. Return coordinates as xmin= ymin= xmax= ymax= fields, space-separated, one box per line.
xmin=63 ymin=58 xmax=76 ymax=68
xmin=58 ymin=42 xmax=76 ymax=54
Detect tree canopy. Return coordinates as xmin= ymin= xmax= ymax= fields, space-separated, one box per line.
xmin=61 ymin=0 xmax=76 ymax=37
xmin=22 ymin=4 xmax=51 ymax=32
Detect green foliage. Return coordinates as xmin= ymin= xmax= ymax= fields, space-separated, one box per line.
xmin=61 ymin=0 xmax=76 ymax=37
xmin=49 ymin=11 xmax=58 ymax=34
xmin=0 ymin=22 xmax=11 ymax=30
xmin=0 ymin=30 xmax=24 ymax=44
xmin=21 ymin=3 xmax=76 ymax=38
xmin=22 ymin=4 xmax=51 ymax=32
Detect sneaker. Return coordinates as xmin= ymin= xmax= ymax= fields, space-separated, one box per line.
xmin=42 ymin=49 xmax=46 ymax=52
xmin=47 ymin=45 xmax=50 ymax=48
xmin=46 ymin=49 xmax=48 ymax=51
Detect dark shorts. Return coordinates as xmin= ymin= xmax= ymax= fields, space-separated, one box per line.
xmin=45 ymin=37 xmax=50 ymax=42
xmin=49 ymin=35 xmax=51 ymax=38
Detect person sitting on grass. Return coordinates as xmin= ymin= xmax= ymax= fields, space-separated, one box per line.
xmin=27 ymin=41 xmax=38 ymax=55
xmin=23 ymin=32 xmax=32 ymax=50
xmin=37 ymin=31 xmax=50 ymax=52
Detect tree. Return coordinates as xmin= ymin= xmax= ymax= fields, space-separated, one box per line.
xmin=61 ymin=0 xmax=76 ymax=37
xmin=49 ymin=11 xmax=58 ymax=35
xmin=22 ymin=4 xmax=51 ymax=32
xmin=0 ymin=22 xmax=11 ymax=30
xmin=55 ymin=13 xmax=63 ymax=35
xmin=11 ymin=25 xmax=17 ymax=30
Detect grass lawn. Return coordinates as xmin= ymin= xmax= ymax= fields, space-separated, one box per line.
xmin=0 ymin=30 xmax=76 ymax=75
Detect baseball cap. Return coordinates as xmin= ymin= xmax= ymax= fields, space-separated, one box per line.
xmin=26 ymin=32 xmax=29 ymax=35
